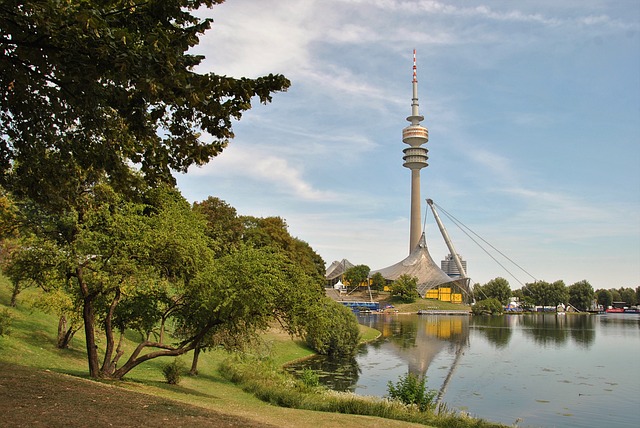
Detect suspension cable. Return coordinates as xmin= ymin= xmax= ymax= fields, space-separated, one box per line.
xmin=431 ymin=201 xmax=538 ymax=287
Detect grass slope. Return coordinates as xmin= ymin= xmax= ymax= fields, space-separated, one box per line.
xmin=0 ymin=278 xmax=424 ymax=428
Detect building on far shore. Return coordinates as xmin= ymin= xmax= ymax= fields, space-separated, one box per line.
xmin=441 ymin=254 xmax=467 ymax=279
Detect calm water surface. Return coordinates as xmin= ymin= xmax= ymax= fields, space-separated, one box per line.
xmin=288 ymin=313 xmax=640 ymax=428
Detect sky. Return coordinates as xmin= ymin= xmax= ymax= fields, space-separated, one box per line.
xmin=175 ymin=0 xmax=640 ymax=291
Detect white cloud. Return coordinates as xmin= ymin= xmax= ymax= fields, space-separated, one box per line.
xmin=187 ymin=144 xmax=339 ymax=202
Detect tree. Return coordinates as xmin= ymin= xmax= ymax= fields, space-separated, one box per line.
xmin=471 ymin=298 xmax=504 ymax=315
xmin=343 ymin=265 xmax=370 ymax=290
xmin=303 ymin=298 xmax=360 ymax=357
xmin=610 ymin=289 xmax=622 ymax=302
xmin=240 ymin=215 xmax=325 ymax=282
xmin=1 ymin=1 xmax=290 ymax=201
xmin=568 ymin=280 xmax=595 ymax=312
xmin=523 ymin=280 xmax=568 ymax=307
xmin=476 ymin=277 xmax=511 ymax=305
xmin=390 ymin=275 xmax=420 ymax=303
xmin=1 ymin=1 xmax=292 ymax=380
xmin=596 ymin=289 xmax=613 ymax=309
xmin=618 ymin=287 xmax=637 ymax=306
xmin=3 ymin=183 xmax=213 ymax=378
xmin=193 ymin=197 xmax=243 ymax=257
xmin=370 ymin=272 xmax=386 ymax=291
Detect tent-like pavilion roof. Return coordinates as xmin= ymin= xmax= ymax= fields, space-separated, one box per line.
xmin=325 ymin=258 xmax=355 ymax=281
xmin=371 ymin=233 xmax=460 ymax=296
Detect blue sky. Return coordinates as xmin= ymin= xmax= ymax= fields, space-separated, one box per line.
xmin=176 ymin=0 xmax=640 ymax=290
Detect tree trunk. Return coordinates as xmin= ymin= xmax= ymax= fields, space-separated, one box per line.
xmin=58 ymin=326 xmax=79 ymax=349
xmin=100 ymin=288 xmax=121 ymax=376
xmin=10 ymin=280 xmax=19 ymax=307
xmin=77 ymin=267 xmax=100 ymax=378
xmin=190 ymin=345 xmax=201 ymax=376
xmin=57 ymin=316 xmax=67 ymax=348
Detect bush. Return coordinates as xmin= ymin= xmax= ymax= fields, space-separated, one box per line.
xmin=471 ymin=298 xmax=504 ymax=315
xmin=304 ymin=298 xmax=360 ymax=357
xmin=386 ymin=372 xmax=437 ymax=412
xmin=300 ymin=369 xmax=320 ymax=388
xmin=162 ymin=359 xmax=185 ymax=385
xmin=0 ymin=307 xmax=12 ymax=336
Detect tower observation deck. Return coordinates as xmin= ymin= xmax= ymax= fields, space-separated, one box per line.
xmin=403 ymin=50 xmax=429 ymax=252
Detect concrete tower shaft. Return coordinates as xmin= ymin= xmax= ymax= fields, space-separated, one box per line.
xmin=403 ymin=50 xmax=429 ymax=252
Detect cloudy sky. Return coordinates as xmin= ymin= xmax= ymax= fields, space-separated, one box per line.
xmin=176 ymin=0 xmax=640 ymax=290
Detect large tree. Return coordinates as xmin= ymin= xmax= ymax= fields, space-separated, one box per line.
xmin=1 ymin=1 xmax=291 ymax=379
xmin=343 ymin=264 xmax=370 ymax=290
xmin=193 ymin=196 xmax=243 ymax=257
xmin=522 ymin=280 xmax=568 ymax=307
xmin=595 ymin=289 xmax=613 ymax=309
xmin=568 ymin=280 xmax=595 ymax=312
xmin=240 ymin=215 xmax=325 ymax=282
xmin=0 ymin=0 xmax=290 ymax=205
xmin=475 ymin=277 xmax=511 ymax=305
xmin=390 ymin=274 xmax=420 ymax=303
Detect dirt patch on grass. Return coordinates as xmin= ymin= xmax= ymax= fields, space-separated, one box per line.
xmin=0 ymin=362 xmax=275 ymax=428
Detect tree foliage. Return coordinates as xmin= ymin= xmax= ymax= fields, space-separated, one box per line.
xmin=193 ymin=196 xmax=243 ymax=257
xmin=474 ymin=277 xmax=511 ymax=305
xmin=0 ymin=1 xmax=302 ymax=380
xmin=595 ymin=289 xmax=613 ymax=308
xmin=521 ymin=280 xmax=568 ymax=307
xmin=568 ymin=280 xmax=595 ymax=312
xmin=343 ymin=264 xmax=370 ymax=289
xmin=240 ymin=215 xmax=325 ymax=282
xmin=390 ymin=275 xmax=420 ymax=303
xmin=303 ymin=298 xmax=360 ymax=357
xmin=618 ymin=287 xmax=637 ymax=306
xmin=471 ymin=298 xmax=504 ymax=315
xmin=370 ymin=272 xmax=386 ymax=291
xmin=0 ymin=0 xmax=290 ymax=204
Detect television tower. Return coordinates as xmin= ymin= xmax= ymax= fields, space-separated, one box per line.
xmin=402 ymin=49 xmax=429 ymax=252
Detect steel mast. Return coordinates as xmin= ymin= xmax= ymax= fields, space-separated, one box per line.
xmin=427 ymin=199 xmax=466 ymax=278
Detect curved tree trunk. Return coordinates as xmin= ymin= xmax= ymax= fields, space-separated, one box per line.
xmin=190 ymin=345 xmax=201 ymax=376
xmin=100 ymin=288 xmax=121 ymax=376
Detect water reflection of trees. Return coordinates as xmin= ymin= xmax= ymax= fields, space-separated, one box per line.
xmin=518 ymin=314 xmax=595 ymax=348
xmin=288 ymin=313 xmax=601 ymax=394
xmin=285 ymin=355 xmax=361 ymax=392
xmin=567 ymin=315 xmax=596 ymax=349
xmin=470 ymin=315 xmax=513 ymax=348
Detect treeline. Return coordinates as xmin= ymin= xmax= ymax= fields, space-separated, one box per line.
xmin=472 ymin=277 xmax=639 ymax=314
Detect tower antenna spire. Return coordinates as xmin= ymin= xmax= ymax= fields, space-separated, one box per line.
xmin=413 ymin=48 xmax=417 ymax=83
xmin=410 ymin=49 xmax=421 ymax=119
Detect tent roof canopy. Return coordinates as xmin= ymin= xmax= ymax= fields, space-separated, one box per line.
xmin=371 ymin=233 xmax=460 ymax=295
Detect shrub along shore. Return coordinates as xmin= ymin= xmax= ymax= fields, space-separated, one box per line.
xmin=0 ymin=280 xmax=504 ymax=427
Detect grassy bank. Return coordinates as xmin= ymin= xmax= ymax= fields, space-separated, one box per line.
xmin=0 ymin=278 xmax=500 ymax=427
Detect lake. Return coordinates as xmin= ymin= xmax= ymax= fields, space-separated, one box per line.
xmin=287 ymin=313 xmax=640 ymax=427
